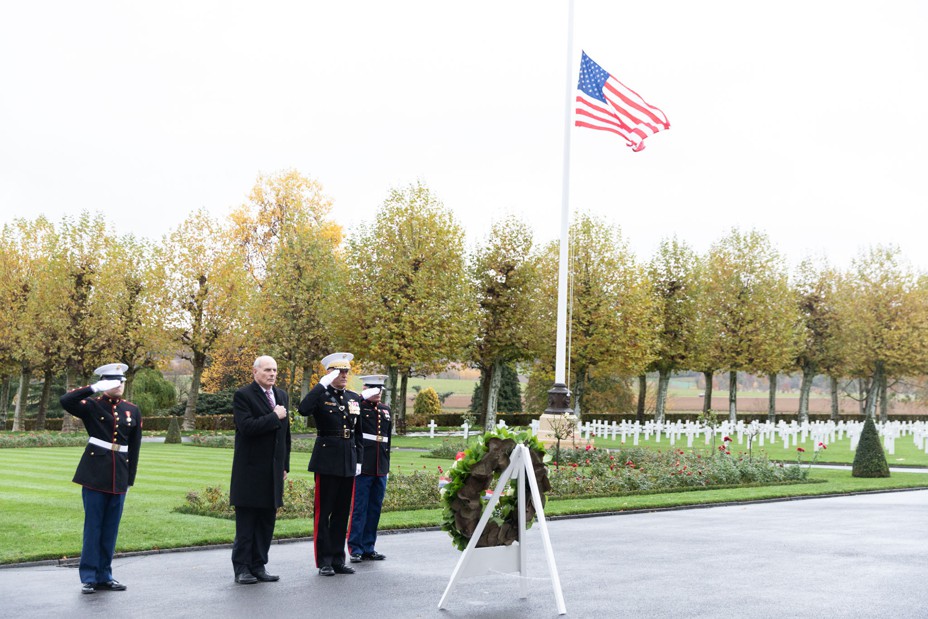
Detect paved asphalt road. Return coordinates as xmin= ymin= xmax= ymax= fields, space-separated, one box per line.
xmin=2 ymin=490 xmax=926 ymax=618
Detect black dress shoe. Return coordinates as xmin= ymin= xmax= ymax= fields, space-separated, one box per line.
xmin=362 ymin=551 xmax=386 ymax=561
xmin=252 ymin=567 xmax=279 ymax=582
xmin=349 ymin=553 xmax=363 ymax=563
xmin=318 ymin=566 xmax=335 ymax=576
xmin=97 ymin=580 xmax=127 ymax=591
xmin=81 ymin=583 xmax=95 ymax=594
xmin=332 ymin=564 xmax=355 ymax=574
xmin=235 ymin=570 xmax=258 ymax=584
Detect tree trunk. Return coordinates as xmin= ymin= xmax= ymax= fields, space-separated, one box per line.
xmin=477 ymin=366 xmax=491 ymax=429
xmin=864 ymin=364 xmax=882 ymax=419
xmin=797 ymin=365 xmax=814 ymax=423
xmin=386 ymin=366 xmax=399 ymax=410
xmin=12 ymin=367 xmax=31 ymax=432
xmin=702 ymin=370 xmax=713 ymax=414
xmin=301 ymin=364 xmax=312 ymax=400
xmin=858 ymin=379 xmax=867 ymax=416
xmin=35 ymin=368 xmax=55 ymax=431
xmin=728 ymin=370 xmax=738 ymax=423
xmin=483 ymin=360 xmax=502 ymax=432
xmin=656 ymin=369 xmax=671 ymax=424
xmin=878 ymin=372 xmax=889 ymax=422
xmin=183 ymin=361 xmax=205 ymax=430
xmin=767 ymin=373 xmax=777 ymax=423
xmin=124 ymin=369 xmax=136 ymax=402
xmin=61 ymin=367 xmax=82 ymax=433
xmin=830 ymin=375 xmax=839 ymax=421
xmin=0 ymin=374 xmax=10 ymax=427
xmin=396 ymin=371 xmax=409 ymax=435
xmin=572 ymin=370 xmax=586 ymax=421
xmin=636 ymin=374 xmax=647 ymax=423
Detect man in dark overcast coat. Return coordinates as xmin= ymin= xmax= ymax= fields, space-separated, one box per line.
xmin=230 ymin=355 xmax=291 ymax=584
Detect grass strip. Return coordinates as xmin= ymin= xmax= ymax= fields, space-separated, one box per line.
xmin=1 ymin=445 xmax=925 ymax=565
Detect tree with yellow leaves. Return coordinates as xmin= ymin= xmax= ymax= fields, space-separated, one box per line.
xmin=156 ymin=209 xmax=248 ymax=429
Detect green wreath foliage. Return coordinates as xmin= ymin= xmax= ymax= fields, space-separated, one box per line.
xmin=440 ymin=427 xmax=551 ymax=551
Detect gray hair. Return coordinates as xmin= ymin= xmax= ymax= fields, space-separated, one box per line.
xmin=253 ymin=355 xmax=276 ymax=370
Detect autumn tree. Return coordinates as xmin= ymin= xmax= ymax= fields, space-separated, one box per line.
xmin=702 ymin=229 xmax=798 ymax=423
xmin=835 ymin=246 xmax=928 ymax=420
xmin=469 ymin=216 xmax=546 ymax=430
xmin=647 ymin=237 xmax=701 ymax=422
xmin=96 ymin=234 xmax=171 ymax=401
xmin=344 ymin=182 xmax=474 ymax=433
xmin=538 ymin=213 xmax=658 ymax=418
xmin=156 ymin=209 xmax=248 ymax=429
xmin=792 ymin=258 xmax=842 ymax=422
xmin=228 ymin=170 xmax=343 ymax=400
xmin=1 ymin=218 xmax=59 ymax=430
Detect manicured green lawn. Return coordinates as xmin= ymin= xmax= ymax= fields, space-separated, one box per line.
xmin=582 ymin=431 xmax=928 ymax=467
xmin=2 ymin=443 xmax=926 ymax=565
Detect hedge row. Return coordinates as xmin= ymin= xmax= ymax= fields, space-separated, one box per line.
xmin=6 ymin=410 xmax=928 ymax=433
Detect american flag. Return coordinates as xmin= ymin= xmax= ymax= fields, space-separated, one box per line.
xmin=575 ymin=51 xmax=670 ymax=152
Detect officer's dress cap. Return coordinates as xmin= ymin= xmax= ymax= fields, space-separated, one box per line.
xmin=359 ymin=374 xmax=388 ymax=387
xmin=94 ymin=363 xmax=128 ymax=382
xmin=321 ymin=352 xmax=353 ymax=370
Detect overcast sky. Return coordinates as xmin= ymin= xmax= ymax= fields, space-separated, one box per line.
xmin=2 ymin=1 xmax=926 ymax=271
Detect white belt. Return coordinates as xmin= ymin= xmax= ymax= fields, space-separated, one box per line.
xmin=88 ymin=437 xmax=129 ymax=453
xmin=362 ymin=433 xmax=388 ymax=444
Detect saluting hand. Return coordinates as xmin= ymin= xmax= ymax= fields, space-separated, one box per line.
xmin=274 ymin=405 xmax=288 ymax=420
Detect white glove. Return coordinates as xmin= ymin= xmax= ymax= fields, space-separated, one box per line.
xmin=91 ymin=379 xmax=122 ymax=393
xmin=319 ymin=369 xmax=340 ymax=388
xmin=356 ymin=463 xmax=362 ymax=476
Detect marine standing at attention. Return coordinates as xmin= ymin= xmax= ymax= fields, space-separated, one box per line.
xmin=59 ymin=363 xmax=142 ymax=595
xmin=348 ymin=374 xmax=392 ymax=563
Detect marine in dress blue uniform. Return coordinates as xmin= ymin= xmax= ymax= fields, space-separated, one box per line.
xmin=348 ymin=374 xmax=392 ymax=562
xmin=59 ymin=363 xmax=141 ymax=594
xmin=298 ymin=352 xmax=363 ymax=576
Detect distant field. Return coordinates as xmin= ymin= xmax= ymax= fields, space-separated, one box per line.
xmin=404 ymin=377 xmax=477 ymax=395
xmin=395 ymin=376 xmax=908 ymax=415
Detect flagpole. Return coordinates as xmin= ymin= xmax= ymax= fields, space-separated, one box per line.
xmin=545 ymin=0 xmax=575 ymax=415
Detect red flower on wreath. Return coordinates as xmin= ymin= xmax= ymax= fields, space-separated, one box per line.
xmin=455 ymin=451 xmax=466 ymax=461
xmin=797 ymin=447 xmax=806 ymax=453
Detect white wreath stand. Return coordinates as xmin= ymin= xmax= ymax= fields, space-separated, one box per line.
xmin=438 ymin=443 xmax=566 ymax=615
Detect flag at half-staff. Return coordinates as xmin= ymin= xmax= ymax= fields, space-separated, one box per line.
xmin=574 ymin=50 xmax=670 ymax=151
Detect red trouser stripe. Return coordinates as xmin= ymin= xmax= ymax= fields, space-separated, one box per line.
xmin=346 ymin=477 xmax=357 ymax=554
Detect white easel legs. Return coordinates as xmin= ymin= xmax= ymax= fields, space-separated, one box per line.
xmin=438 ymin=444 xmax=566 ymax=615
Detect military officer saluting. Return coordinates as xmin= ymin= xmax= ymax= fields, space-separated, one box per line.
xmin=298 ymin=352 xmax=363 ymax=576
xmin=59 ymin=363 xmax=142 ymax=594
xmin=348 ymin=374 xmax=392 ymax=563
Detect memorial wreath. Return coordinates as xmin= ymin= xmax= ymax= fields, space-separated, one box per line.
xmin=440 ymin=427 xmax=551 ymax=551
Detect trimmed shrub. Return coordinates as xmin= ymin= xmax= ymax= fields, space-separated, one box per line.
xmin=414 ymin=387 xmax=442 ymax=419
xmin=164 ymin=416 xmax=182 ymax=444
xmin=852 ymin=416 xmax=890 ymax=478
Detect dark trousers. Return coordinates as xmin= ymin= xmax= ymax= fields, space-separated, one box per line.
xmin=80 ymin=487 xmax=126 ymax=584
xmin=231 ymin=506 xmax=277 ymax=575
xmin=313 ymin=473 xmax=355 ymax=568
xmin=348 ymin=474 xmax=387 ymax=555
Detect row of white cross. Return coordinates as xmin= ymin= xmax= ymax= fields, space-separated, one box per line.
xmin=424 ymin=418 xmax=928 ymax=455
